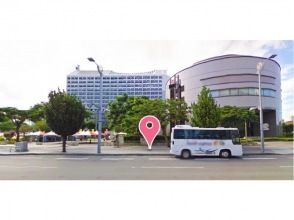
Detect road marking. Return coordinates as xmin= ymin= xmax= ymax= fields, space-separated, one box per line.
xmin=0 ymin=165 xmax=57 ymax=169
xmin=9 ymin=157 xmax=44 ymax=160
xmin=242 ymin=157 xmax=276 ymax=160
xmin=101 ymin=158 xmax=135 ymax=161
xmin=280 ymin=166 xmax=294 ymax=168
xmin=132 ymin=166 xmax=204 ymax=169
xmin=194 ymin=158 xmax=229 ymax=161
xmin=148 ymin=158 xmax=177 ymax=161
xmin=56 ymin=157 xmax=89 ymax=160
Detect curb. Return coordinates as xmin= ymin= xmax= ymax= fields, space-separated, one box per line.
xmin=0 ymin=153 xmax=171 ymax=156
xmin=0 ymin=153 xmax=292 ymax=156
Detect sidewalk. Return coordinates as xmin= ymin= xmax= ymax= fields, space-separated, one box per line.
xmin=0 ymin=141 xmax=293 ymax=156
xmin=0 ymin=142 xmax=169 ymax=156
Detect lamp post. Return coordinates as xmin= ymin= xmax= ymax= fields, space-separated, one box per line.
xmin=256 ymin=54 xmax=277 ymax=153
xmin=88 ymin=57 xmax=103 ymax=154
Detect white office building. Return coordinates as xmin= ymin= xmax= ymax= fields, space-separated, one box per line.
xmin=66 ymin=67 xmax=169 ymax=122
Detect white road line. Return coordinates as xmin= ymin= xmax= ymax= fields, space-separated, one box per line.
xmin=101 ymin=158 xmax=135 ymax=161
xmin=134 ymin=166 xmax=204 ymax=169
xmin=56 ymin=157 xmax=89 ymax=160
xmin=9 ymin=157 xmax=44 ymax=160
xmin=194 ymin=158 xmax=229 ymax=161
xmin=242 ymin=158 xmax=276 ymax=160
xmin=148 ymin=158 xmax=177 ymax=161
xmin=0 ymin=165 xmax=57 ymax=169
xmin=280 ymin=166 xmax=294 ymax=168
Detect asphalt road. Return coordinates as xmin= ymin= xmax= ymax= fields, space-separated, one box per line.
xmin=0 ymin=155 xmax=293 ymax=180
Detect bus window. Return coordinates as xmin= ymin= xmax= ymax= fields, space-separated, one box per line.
xmin=174 ymin=129 xmax=186 ymax=139
xmin=231 ymin=130 xmax=240 ymax=144
xmin=186 ymin=130 xmax=200 ymax=139
xmin=217 ymin=130 xmax=231 ymax=140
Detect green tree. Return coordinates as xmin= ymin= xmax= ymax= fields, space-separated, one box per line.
xmin=0 ymin=107 xmax=29 ymax=141
xmin=32 ymin=119 xmax=50 ymax=132
xmin=121 ymin=96 xmax=150 ymax=135
xmin=44 ymin=89 xmax=86 ymax=152
xmin=220 ymin=106 xmax=258 ymax=138
xmin=168 ymin=98 xmax=188 ymax=125
xmin=106 ymin=94 xmax=189 ymax=144
xmin=191 ymin=87 xmax=220 ymax=127
xmin=0 ymin=119 xmax=15 ymax=132
xmin=0 ymin=104 xmax=46 ymax=141
xmin=106 ymin=93 xmax=132 ymax=132
xmin=282 ymin=122 xmax=293 ymax=135
xmin=19 ymin=123 xmax=33 ymax=139
xmin=29 ymin=103 xmax=46 ymax=122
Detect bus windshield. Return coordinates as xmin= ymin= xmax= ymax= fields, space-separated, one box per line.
xmin=231 ymin=130 xmax=240 ymax=144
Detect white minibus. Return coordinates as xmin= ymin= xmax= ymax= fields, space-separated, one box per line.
xmin=170 ymin=125 xmax=242 ymax=159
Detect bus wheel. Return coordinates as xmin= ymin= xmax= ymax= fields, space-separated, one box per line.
xmin=219 ymin=150 xmax=231 ymax=158
xmin=181 ymin=150 xmax=191 ymax=159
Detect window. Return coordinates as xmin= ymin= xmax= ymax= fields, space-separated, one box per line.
xmin=230 ymin=88 xmax=238 ymax=96
xmin=231 ymin=130 xmax=240 ymax=144
xmin=186 ymin=130 xmax=200 ymax=139
xmin=239 ymin=88 xmax=249 ymax=95
xmin=210 ymin=90 xmax=219 ymax=98
xmin=174 ymin=129 xmax=185 ymax=139
xmin=209 ymin=87 xmax=275 ymax=98
xmin=262 ymin=89 xmax=275 ymax=97
xmin=219 ymin=89 xmax=230 ymax=96
xmin=249 ymin=88 xmax=259 ymax=95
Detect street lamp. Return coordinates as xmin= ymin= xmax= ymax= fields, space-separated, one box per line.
xmin=87 ymin=57 xmax=103 ymax=154
xmin=256 ymin=54 xmax=277 ymax=153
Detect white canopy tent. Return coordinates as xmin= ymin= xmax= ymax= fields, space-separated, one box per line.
xmin=25 ymin=131 xmax=45 ymax=136
xmin=44 ymin=131 xmax=60 ymax=137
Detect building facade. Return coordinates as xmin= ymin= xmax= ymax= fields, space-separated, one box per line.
xmin=67 ymin=67 xmax=169 ymax=123
xmin=166 ymin=54 xmax=282 ymax=136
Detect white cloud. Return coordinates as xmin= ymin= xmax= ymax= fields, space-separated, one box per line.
xmin=281 ymin=76 xmax=294 ymax=121
xmin=281 ymin=64 xmax=294 ymax=80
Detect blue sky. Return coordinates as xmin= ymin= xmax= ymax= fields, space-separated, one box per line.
xmin=272 ymin=41 xmax=294 ymax=121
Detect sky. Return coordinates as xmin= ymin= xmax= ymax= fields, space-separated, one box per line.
xmin=0 ymin=1 xmax=293 ymax=121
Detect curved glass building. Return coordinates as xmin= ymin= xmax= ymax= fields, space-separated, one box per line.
xmin=166 ymin=54 xmax=282 ymax=136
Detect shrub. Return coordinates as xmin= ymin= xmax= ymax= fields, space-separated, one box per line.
xmin=7 ymin=140 xmax=16 ymax=144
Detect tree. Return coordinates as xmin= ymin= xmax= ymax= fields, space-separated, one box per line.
xmin=219 ymin=106 xmax=258 ymax=138
xmin=19 ymin=123 xmax=33 ymax=138
xmin=168 ymin=98 xmax=188 ymax=125
xmin=0 ymin=119 xmax=15 ymax=132
xmin=29 ymin=103 xmax=46 ymax=122
xmin=282 ymin=122 xmax=293 ymax=135
xmin=0 ymin=104 xmax=46 ymax=141
xmin=32 ymin=119 xmax=50 ymax=132
xmin=44 ymin=89 xmax=86 ymax=152
xmin=106 ymin=93 xmax=132 ymax=132
xmin=121 ymin=96 xmax=150 ymax=135
xmin=0 ymin=107 xmax=29 ymax=141
xmin=191 ymin=87 xmax=220 ymax=127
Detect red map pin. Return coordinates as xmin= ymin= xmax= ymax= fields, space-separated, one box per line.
xmin=139 ymin=115 xmax=161 ymax=150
